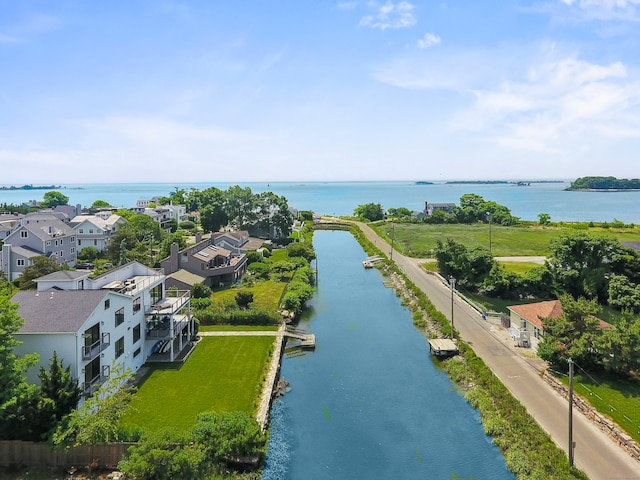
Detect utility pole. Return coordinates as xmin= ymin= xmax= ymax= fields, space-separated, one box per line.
xmin=568 ymin=357 xmax=574 ymax=467
xmin=449 ymin=276 xmax=456 ymax=339
xmin=390 ymin=220 xmax=395 ymax=261
xmin=486 ymin=212 xmax=492 ymax=255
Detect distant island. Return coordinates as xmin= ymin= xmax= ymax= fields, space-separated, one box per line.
xmin=0 ymin=184 xmax=61 ymax=191
xmin=566 ymin=176 xmax=640 ymax=191
xmin=415 ymin=180 xmax=564 ymax=185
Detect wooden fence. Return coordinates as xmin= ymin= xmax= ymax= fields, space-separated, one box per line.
xmin=0 ymin=441 xmax=133 ymax=470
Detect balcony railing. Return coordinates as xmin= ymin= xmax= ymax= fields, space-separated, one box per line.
xmin=82 ymin=365 xmax=110 ymax=398
xmin=82 ymin=332 xmax=111 ymax=361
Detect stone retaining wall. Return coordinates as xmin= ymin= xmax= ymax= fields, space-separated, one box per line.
xmin=542 ymin=370 xmax=640 ymax=463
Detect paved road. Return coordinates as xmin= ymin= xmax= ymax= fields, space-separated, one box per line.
xmin=357 ymin=221 xmax=640 ymax=480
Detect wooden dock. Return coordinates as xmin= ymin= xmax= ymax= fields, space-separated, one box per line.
xmin=428 ymin=338 xmax=458 ymax=357
xmin=284 ymin=327 xmax=316 ymax=349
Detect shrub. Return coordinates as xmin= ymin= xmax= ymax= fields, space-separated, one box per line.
xmin=247 ymin=262 xmax=270 ymax=279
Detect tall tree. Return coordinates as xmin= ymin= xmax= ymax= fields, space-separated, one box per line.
xmin=18 ymin=256 xmax=61 ymax=290
xmin=546 ymin=232 xmax=620 ymax=302
xmin=353 ymin=203 xmax=384 ymax=221
xmin=33 ymin=351 xmax=82 ymax=440
xmin=256 ymin=192 xmax=293 ymax=238
xmin=41 ymin=191 xmax=69 ymax=207
xmin=52 ymin=363 xmax=135 ymax=447
xmin=0 ymin=281 xmax=39 ymax=439
xmin=225 ymin=185 xmax=258 ymax=229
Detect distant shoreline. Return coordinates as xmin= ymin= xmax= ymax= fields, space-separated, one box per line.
xmin=0 ymin=184 xmax=61 ymax=191
xmin=416 ymin=180 xmax=565 ymax=185
xmin=566 ymin=188 xmax=640 ymax=192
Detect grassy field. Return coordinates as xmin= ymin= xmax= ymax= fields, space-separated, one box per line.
xmin=120 ymin=336 xmax=275 ymax=433
xmin=199 ymin=324 xmax=279 ymax=332
xmin=376 ymin=223 xmax=640 ymax=257
xmin=498 ymin=261 xmax=542 ymax=274
xmin=559 ymin=372 xmax=640 ymax=444
xmin=211 ymin=279 xmax=286 ymax=311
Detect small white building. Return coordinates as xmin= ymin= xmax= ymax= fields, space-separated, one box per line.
xmin=12 ymin=262 xmax=194 ymax=402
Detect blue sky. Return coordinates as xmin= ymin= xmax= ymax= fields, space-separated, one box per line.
xmin=1 ymin=1 xmax=639 ymax=183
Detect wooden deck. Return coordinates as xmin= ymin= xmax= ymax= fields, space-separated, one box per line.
xmin=428 ymin=338 xmax=458 ymax=357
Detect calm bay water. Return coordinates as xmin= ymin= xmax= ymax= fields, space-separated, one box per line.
xmin=2 ymin=180 xmax=640 ymax=223
xmin=262 ymin=231 xmax=515 ymax=480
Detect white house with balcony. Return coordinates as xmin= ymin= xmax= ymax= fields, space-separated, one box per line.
xmin=70 ymin=212 xmax=126 ymax=253
xmin=12 ymin=261 xmax=194 ymax=402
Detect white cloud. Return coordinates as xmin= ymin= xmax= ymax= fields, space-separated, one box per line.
xmin=337 ymin=1 xmax=358 ymax=10
xmin=360 ymin=1 xmax=417 ymax=29
xmin=417 ymin=32 xmax=441 ymax=48
xmin=549 ymin=0 xmax=640 ymax=21
xmin=374 ymin=44 xmax=640 ymax=153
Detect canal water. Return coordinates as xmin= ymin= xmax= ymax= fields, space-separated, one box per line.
xmin=262 ymin=230 xmax=515 ymax=479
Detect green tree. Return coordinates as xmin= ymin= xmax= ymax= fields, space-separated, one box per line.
xmin=537 ymin=295 xmax=603 ymax=369
xmin=0 ymin=284 xmax=40 ymax=439
xmin=91 ymin=200 xmax=111 ymax=209
xmin=256 ymin=191 xmax=294 ymax=238
xmin=353 ymin=203 xmax=384 ymax=221
xmin=235 ymin=291 xmax=254 ymax=309
xmin=118 ymin=429 xmax=208 ymax=480
xmin=225 ymin=185 xmax=258 ymax=229
xmin=41 ymin=191 xmax=69 ymax=207
xmin=19 ymin=256 xmax=61 ymax=290
xmin=33 ymin=351 xmax=81 ymax=440
xmin=199 ymin=187 xmax=228 ymax=233
xmin=191 ymin=283 xmax=212 ymax=299
xmin=52 ymin=363 xmax=135 ymax=447
xmin=546 ymin=232 xmax=621 ymax=302
xmin=595 ymin=313 xmax=640 ymax=376
xmin=77 ymin=246 xmax=99 ymax=261
xmin=191 ymin=410 xmax=266 ymax=464
xmin=287 ymin=242 xmax=316 ymax=262
xmin=607 ymin=274 xmax=640 ymax=313
xmin=538 ymin=213 xmax=551 ymax=225
xmin=387 ymin=207 xmax=412 ymax=218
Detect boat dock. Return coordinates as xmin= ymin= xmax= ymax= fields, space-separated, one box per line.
xmin=284 ymin=326 xmax=316 ymax=349
xmin=428 ymin=338 xmax=458 ymax=357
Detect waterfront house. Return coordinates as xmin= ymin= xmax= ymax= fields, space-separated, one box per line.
xmin=12 ymin=261 xmax=194 ymax=402
xmin=70 ymin=212 xmax=126 ymax=253
xmin=1 ymin=219 xmax=77 ymax=281
xmin=161 ymin=236 xmax=248 ymax=288
xmin=506 ymin=300 xmax=613 ymax=349
xmin=424 ymin=201 xmax=456 ymax=216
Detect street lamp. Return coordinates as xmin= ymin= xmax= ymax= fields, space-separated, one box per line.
xmin=449 ymin=276 xmax=456 ymax=339
xmin=486 ymin=212 xmax=492 ymax=255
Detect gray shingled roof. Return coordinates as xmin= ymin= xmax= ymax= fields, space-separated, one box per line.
xmin=36 ymin=270 xmax=91 ymax=282
xmin=13 ymin=289 xmax=110 ymax=333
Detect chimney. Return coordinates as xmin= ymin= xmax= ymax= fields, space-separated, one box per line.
xmin=195 ymin=233 xmax=202 ymax=243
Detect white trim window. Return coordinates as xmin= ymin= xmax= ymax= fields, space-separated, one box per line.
xmin=20 ymin=230 xmax=28 ymax=238
xmin=17 ymin=259 xmax=25 ymax=266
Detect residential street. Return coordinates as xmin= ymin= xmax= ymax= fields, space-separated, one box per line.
xmin=356 ymin=221 xmax=640 ymax=480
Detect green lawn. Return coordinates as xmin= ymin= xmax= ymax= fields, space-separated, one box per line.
xmin=120 ymin=336 xmax=275 ymax=432
xmin=559 ymin=372 xmax=640 ymax=444
xmin=376 ymin=223 xmax=640 ymax=257
xmin=199 ymin=324 xmax=279 ymax=332
xmin=211 ymin=279 xmax=286 ymax=311
xmin=498 ymin=261 xmax=542 ymax=275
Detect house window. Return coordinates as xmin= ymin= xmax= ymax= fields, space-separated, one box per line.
xmin=70 ymin=247 xmax=75 ymax=254
xmin=133 ymin=347 xmax=141 ymax=358
xmin=55 ymin=240 xmax=58 ymax=246
xmin=181 ymin=252 xmax=188 ymax=263
xmin=20 ymin=230 xmax=28 ymax=238
xmin=115 ymin=337 xmax=125 ymax=358
xmin=94 ymin=240 xmax=98 ymax=246
xmin=17 ymin=259 xmax=25 ymax=266
xmin=60 ymin=250 xmax=64 ymax=257
xmin=89 ymin=229 xmax=94 ymax=233
xmin=79 ymin=229 xmax=84 ymax=233
xmin=534 ymin=327 xmax=540 ymax=339
xmin=104 ymin=299 xmax=110 ymax=309
xmin=115 ymin=307 xmax=125 ymax=327
xmin=70 ymin=236 xmax=75 ymax=243
xmin=133 ymin=324 xmax=141 ymax=343
xmin=133 ymin=297 xmax=141 ymax=313
xmin=78 ymin=239 xmax=82 ymax=246
xmin=46 ymin=241 xmax=51 ymax=246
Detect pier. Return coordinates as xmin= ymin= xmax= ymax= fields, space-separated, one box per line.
xmin=428 ymin=338 xmax=459 ymax=357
